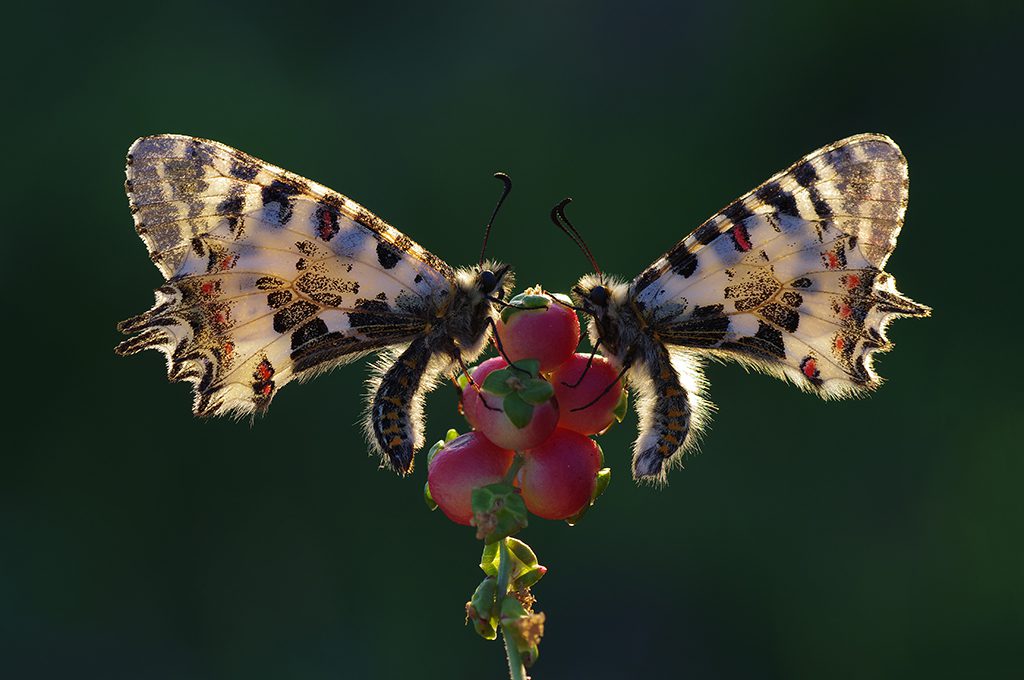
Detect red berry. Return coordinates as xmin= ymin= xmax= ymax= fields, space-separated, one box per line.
xmin=550 ymin=353 xmax=625 ymax=435
xmin=496 ymin=292 xmax=580 ymax=372
xmin=461 ymin=357 xmax=508 ymax=429
xmin=427 ymin=432 xmax=514 ymax=526
xmin=517 ymin=429 xmax=602 ymax=520
xmin=472 ymin=381 xmax=559 ymax=451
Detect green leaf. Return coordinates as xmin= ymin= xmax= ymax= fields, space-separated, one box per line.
xmin=612 ymin=386 xmax=629 ymax=422
xmin=445 ymin=428 xmax=460 ymax=443
xmin=502 ymin=393 xmax=535 ymax=429
xmin=481 ymin=370 xmax=514 ymax=397
xmin=424 ymin=481 xmax=438 ymax=511
xmin=518 ymin=378 xmax=554 ymax=405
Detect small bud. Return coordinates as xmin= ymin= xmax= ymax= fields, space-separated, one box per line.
xmin=426 ymin=428 xmax=459 ymax=466
xmin=466 ymin=576 xmax=499 ymax=640
xmin=512 ymin=565 xmax=547 ymax=590
xmin=479 ymin=542 xmax=500 ymax=576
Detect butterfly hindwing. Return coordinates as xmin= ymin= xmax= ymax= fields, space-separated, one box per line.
xmin=117 ymin=135 xmax=456 ymax=419
xmin=572 ymin=134 xmax=929 ymax=482
xmin=632 ymin=134 xmax=929 ymax=398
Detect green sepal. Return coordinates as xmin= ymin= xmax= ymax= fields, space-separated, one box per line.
xmin=595 ymin=440 xmax=605 ymax=467
xmin=612 ymin=387 xmax=629 ymax=422
xmin=550 ymin=292 xmax=572 ymax=307
xmin=593 ymin=467 xmax=611 ymax=501
xmin=518 ymin=378 xmax=554 ymax=405
xmin=424 ymin=481 xmax=437 ymax=511
xmin=564 ymin=467 xmax=611 ymax=526
xmin=511 ymin=358 xmax=541 ymax=377
xmin=502 ymin=393 xmax=535 ymax=429
xmin=481 ymin=371 xmax=515 ymax=397
xmin=505 ymin=537 xmax=538 ymax=568
xmin=456 ymin=371 xmax=470 ymax=391
xmin=512 ymin=565 xmax=547 ymax=590
xmin=500 ymin=293 xmax=551 ymax=324
xmin=471 ymin=483 xmax=529 ymax=543
xmin=426 ymin=429 xmax=460 ymax=466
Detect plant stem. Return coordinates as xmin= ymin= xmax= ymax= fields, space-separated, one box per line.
xmin=497 ymin=539 xmax=527 ymax=680
xmin=503 ymin=452 xmax=525 ymax=486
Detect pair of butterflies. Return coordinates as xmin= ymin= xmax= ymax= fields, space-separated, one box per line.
xmin=117 ymin=133 xmax=929 ymax=482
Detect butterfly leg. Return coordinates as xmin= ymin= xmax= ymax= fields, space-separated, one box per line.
xmin=455 ymin=352 xmax=500 ymax=412
xmin=371 ymin=337 xmax=435 ymax=474
xmin=560 ymin=339 xmax=602 ymax=388
xmin=632 ymin=345 xmax=695 ymax=480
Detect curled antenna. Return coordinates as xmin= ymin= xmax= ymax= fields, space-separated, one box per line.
xmin=479 ymin=172 xmax=513 ymax=266
xmin=550 ymin=197 xmax=601 ymax=275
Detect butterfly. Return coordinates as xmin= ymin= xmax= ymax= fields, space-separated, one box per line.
xmin=116 ymin=135 xmax=514 ymax=474
xmin=561 ymin=134 xmax=931 ymax=483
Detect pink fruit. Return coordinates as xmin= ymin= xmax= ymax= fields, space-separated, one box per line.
xmin=517 ymin=429 xmax=602 ymax=520
xmin=550 ymin=353 xmax=626 ymax=435
xmin=427 ymin=432 xmax=515 ymax=526
xmin=472 ymin=383 xmax=560 ymax=451
xmin=496 ymin=291 xmax=580 ymax=372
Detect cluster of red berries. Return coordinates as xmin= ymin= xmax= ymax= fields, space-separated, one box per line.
xmin=426 ymin=289 xmax=625 ymax=526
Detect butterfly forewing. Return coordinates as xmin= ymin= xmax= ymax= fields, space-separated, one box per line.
xmin=632 ymin=134 xmax=929 ymax=397
xmin=118 ymin=135 xmax=455 ymax=417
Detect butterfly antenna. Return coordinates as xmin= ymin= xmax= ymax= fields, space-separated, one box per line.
xmin=550 ymin=198 xmax=602 ymax=275
xmin=479 ymin=172 xmax=513 ymax=266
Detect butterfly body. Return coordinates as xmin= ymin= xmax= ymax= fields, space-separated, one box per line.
xmin=117 ymin=134 xmax=512 ymax=473
xmin=573 ymin=134 xmax=930 ymax=483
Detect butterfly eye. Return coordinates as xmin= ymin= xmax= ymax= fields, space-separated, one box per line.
xmin=479 ymin=269 xmax=498 ymax=294
xmin=588 ymin=286 xmax=608 ymax=306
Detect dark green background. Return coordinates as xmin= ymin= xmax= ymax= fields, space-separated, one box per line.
xmin=5 ymin=1 xmax=1022 ymax=678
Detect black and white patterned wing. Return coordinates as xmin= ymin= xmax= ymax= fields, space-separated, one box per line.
xmin=117 ymin=135 xmax=455 ymax=417
xmin=633 ymin=134 xmax=929 ymax=397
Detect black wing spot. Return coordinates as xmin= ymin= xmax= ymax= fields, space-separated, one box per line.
xmin=273 ymin=301 xmax=318 ymax=333
xmin=376 ymin=241 xmax=401 ymax=269
xmin=755 ymin=181 xmax=799 ymax=216
xmin=261 ymin=180 xmax=302 ymax=225
xmin=291 ymin=318 xmax=329 ymax=350
xmin=693 ymin=222 xmax=720 ymax=245
xmin=667 ymin=247 xmax=699 ymax=277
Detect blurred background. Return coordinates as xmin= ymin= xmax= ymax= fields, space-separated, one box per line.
xmin=4 ymin=1 xmax=1022 ymax=678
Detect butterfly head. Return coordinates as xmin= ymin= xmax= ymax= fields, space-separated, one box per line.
xmin=571 ymin=273 xmax=631 ymax=353
xmin=474 ymin=262 xmax=514 ymax=299
xmin=572 ymin=273 xmax=617 ymax=317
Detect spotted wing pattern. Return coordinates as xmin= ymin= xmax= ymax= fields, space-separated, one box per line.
xmin=632 ymin=134 xmax=930 ymax=397
xmin=116 ymin=135 xmax=456 ymax=417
